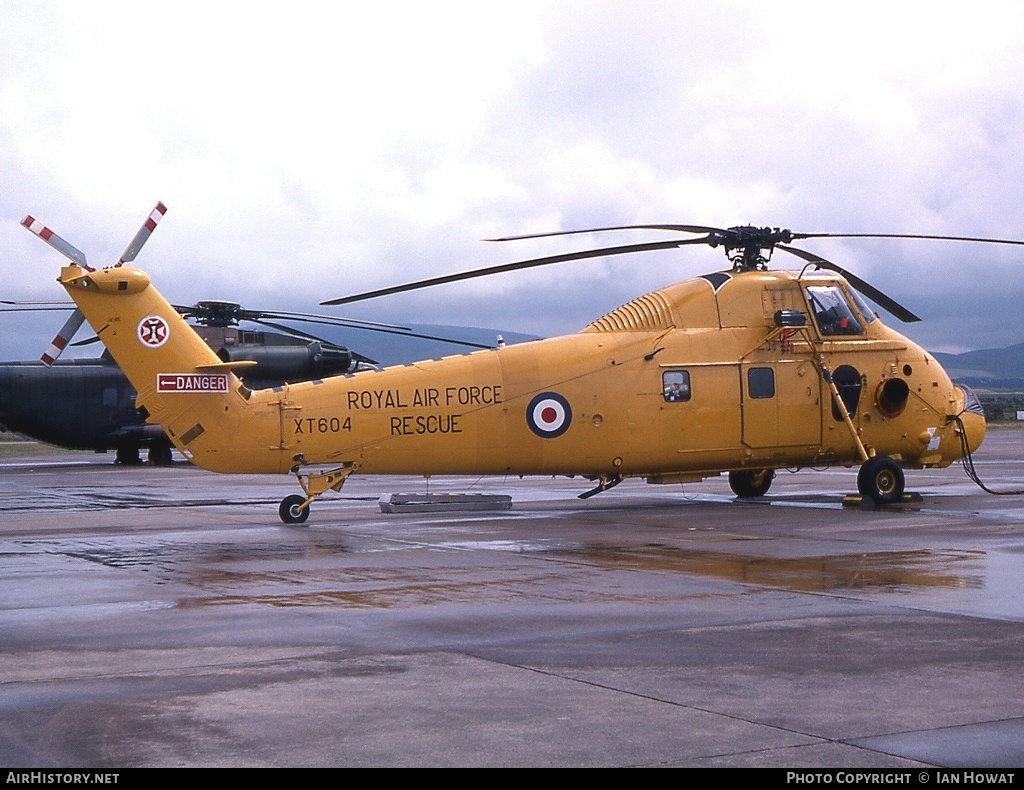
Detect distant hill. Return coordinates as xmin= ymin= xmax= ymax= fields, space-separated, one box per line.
xmin=932 ymin=342 xmax=1024 ymax=389
xmin=261 ymin=321 xmax=542 ymax=368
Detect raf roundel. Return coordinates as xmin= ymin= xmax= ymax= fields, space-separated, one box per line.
xmin=137 ymin=315 xmax=170 ymax=348
xmin=526 ymin=392 xmax=572 ymax=438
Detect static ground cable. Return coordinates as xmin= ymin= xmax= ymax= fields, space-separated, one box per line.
xmin=953 ymin=414 xmax=1024 ymax=495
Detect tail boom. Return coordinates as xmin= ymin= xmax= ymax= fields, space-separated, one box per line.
xmin=58 ymin=264 xmax=284 ymax=473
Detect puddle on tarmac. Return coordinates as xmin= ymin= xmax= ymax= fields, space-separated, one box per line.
xmin=558 ymin=544 xmax=988 ymax=594
xmin=177 ymin=577 xmax=553 ymax=609
xmin=172 ymin=544 xmax=992 ymax=610
xmin=32 ymin=533 xmax=1000 ymax=610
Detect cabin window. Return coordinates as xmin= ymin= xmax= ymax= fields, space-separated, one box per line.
xmin=747 ymin=367 xmax=775 ymax=399
xmin=663 ymin=370 xmax=691 ymax=402
xmin=806 ymin=285 xmax=863 ymax=336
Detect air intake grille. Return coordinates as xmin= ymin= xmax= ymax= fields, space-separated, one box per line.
xmin=585 ymin=290 xmax=676 ymax=332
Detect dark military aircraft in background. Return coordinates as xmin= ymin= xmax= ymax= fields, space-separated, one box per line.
xmin=1 ymin=298 xmax=535 ymax=463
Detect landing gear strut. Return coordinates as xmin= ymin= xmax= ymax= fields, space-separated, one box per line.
xmin=278 ymin=461 xmax=356 ymax=524
xmin=729 ymin=468 xmax=775 ymax=498
xmin=857 ymin=456 xmax=905 ymax=504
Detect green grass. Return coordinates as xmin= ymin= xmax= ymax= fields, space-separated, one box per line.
xmin=0 ymin=432 xmax=92 ymax=458
xmin=988 ymin=420 xmax=1024 ymax=430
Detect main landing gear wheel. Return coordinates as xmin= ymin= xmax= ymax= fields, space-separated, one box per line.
xmin=729 ymin=469 xmax=775 ymax=498
xmin=279 ymin=494 xmax=310 ymax=524
xmin=857 ymin=456 xmax=905 ymax=504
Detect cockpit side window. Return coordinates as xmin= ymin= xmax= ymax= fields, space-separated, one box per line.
xmin=806 ymin=285 xmax=863 ymax=336
xmin=959 ymin=385 xmax=985 ymax=416
xmin=847 ymin=287 xmax=878 ymax=325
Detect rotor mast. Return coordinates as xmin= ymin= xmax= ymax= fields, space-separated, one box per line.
xmin=713 ymin=226 xmax=795 ymax=272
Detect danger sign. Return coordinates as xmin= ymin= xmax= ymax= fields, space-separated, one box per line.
xmin=157 ymin=373 xmax=229 ymax=393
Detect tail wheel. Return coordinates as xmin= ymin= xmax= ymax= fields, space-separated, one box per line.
xmin=279 ymin=494 xmax=310 ymax=524
xmin=857 ymin=456 xmax=905 ymax=504
xmin=729 ymin=469 xmax=775 ymax=498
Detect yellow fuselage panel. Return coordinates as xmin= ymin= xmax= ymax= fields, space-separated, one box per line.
xmin=60 ymin=264 xmax=976 ymax=479
xmin=189 ymin=322 xmax=959 ymax=478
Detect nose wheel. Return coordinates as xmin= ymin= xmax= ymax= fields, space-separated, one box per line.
xmin=857 ymin=456 xmax=905 ymax=504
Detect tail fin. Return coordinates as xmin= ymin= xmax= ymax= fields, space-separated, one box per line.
xmin=58 ymin=264 xmax=255 ymax=468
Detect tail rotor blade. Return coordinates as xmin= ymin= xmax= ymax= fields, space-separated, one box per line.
xmin=40 ymin=309 xmax=86 ymax=366
xmin=20 ymin=216 xmax=91 ymax=270
xmin=116 ymin=202 xmax=167 ymax=266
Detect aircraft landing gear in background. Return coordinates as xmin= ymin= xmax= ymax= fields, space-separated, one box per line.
xmin=857 ymin=456 xmax=905 ymax=504
xmin=115 ymin=441 xmax=141 ymax=465
xmin=729 ymin=468 xmax=775 ymax=498
xmin=148 ymin=441 xmax=174 ymax=466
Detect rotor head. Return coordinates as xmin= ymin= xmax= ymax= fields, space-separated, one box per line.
xmin=710 ymin=226 xmax=796 ymax=272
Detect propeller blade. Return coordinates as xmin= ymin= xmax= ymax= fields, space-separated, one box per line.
xmin=777 ymin=244 xmax=921 ymax=323
xmin=70 ymin=335 xmax=102 ymax=347
xmin=40 ymin=309 xmax=86 ymax=366
xmin=323 ymin=237 xmax=710 ymax=306
xmin=20 ymin=216 xmax=90 ymax=270
xmin=116 ymin=202 xmax=167 ymax=266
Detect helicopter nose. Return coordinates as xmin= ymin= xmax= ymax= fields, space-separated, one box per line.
xmin=943 ymin=385 xmax=986 ymax=462
xmin=958 ymin=410 xmax=987 ymax=457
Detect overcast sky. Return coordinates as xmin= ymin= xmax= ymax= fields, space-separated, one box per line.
xmin=3 ymin=0 xmax=1024 ymax=360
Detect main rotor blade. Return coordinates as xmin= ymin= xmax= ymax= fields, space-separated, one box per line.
xmin=486 ymin=224 xmax=727 ymax=242
xmin=323 ymin=237 xmax=709 ymax=306
xmin=116 ymin=202 xmax=167 ymax=266
xmin=792 ymin=231 xmax=1024 ymax=248
xmin=243 ymin=319 xmax=377 ymax=364
xmin=252 ymin=317 xmax=495 ymax=351
xmin=0 ymin=305 xmax=80 ymax=313
xmin=777 ymin=244 xmax=921 ymax=323
xmin=20 ymin=216 xmax=90 ymax=269
xmin=255 ymin=310 xmax=413 ymax=332
xmin=171 ymin=303 xmax=415 ymax=333
xmin=40 ymin=309 xmax=86 ymax=366
xmin=0 ymin=299 xmax=74 ymax=306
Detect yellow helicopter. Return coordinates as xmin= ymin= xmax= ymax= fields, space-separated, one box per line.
xmin=32 ymin=208 xmax=1008 ymax=523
